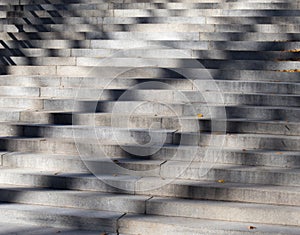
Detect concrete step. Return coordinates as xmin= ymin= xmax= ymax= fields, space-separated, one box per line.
xmin=2 ymin=153 xmax=90 ymax=171
xmin=0 ymin=76 xmax=298 ymax=95
xmin=0 ymin=122 xmax=299 ymax=150
xmin=2 ymin=0 xmax=300 ymax=4
xmin=31 ymin=89 xmax=300 ymax=110
xmin=12 ymin=154 xmax=299 ymax=185
xmin=0 ymin=187 xmax=299 ymax=234
xmin=3 ymin=23 xmax=300 ymax=33
xmin=0 ymin=167 xmax=300 ymax=205
xmin=0 ymin=221 xmax=105 ymax=235
xmin=160 ymin=161 xmax=300 ymax=185
xmin=37 ymin=112 xmax=299 ymax=135
xmin=0 ymin=167 xmax=139 ymax=193
xmin=0 ymin=202 xmax=123 ymax=232
xmin=0 ymin=171 xmax=300 ymax=228
xmin=104 ymin=24 xmax=300 ymax=33
xmin=5 ymin=109 xmax=300 ymax=135
xmin=43 ymin=100 xmax=300 ymax=121
xmin=3 ymin=2 xmax=300 ymax=11
xmin=2 ymin=152 xmax=165 ymax=177
xmin=136 ymin=177 xmax=300 ymax=206
xmin=119 ymin=214 xmax=300 ymax=235
xmin=99 ymin=143 xmax=300 ymax=168
xmin=199 ymin=32 xmax=300 ymax=41
xmin=1 ymin=129 xmax=299 ymax=155
xmin=0 ymin=86 xmax=39 ymax=97
xmin=0 ymin=74 xmax=299 ymax=94
xmin=146 ymin=197 xmax=300 ymax=226
xmin=0 ymin=137 xmax=79 ymax=154
xmin=1 ymin=185 xmax=298 ymax=232
xmin=4 ymin=63 xmax=300 ymax=82
xmin=10 ymin=100 xmax=298 ymax=122
xmin=2 ymin=39 xmax=300 ymax=51
xmin=174 ymin=132 xmax=300 ymax=151
xmin=214 ymin=105 xmax=299 ymax=122
xmin=219 ymin=119 xmax=300 ymax=136
xmin=0 ymin=184 xmax=150 ymax=213
xmin=2 ymin=58 xmax=300 ymax=72
xmin=1 ymin=92 xmax=298 ymax=121
xmin=37 ymin=88 xmax=300 ymax=107
xmin=0 ymin=108 xmax=24 ymax=122
xmin=0 ymin=75 xmax=62 ymax=87
xmin=3 ymin=150 xmax=300 ymax=183
xmin=0 ymin=136 xmax=168 ymax=155
xmin=185 ymin=92 xmax=300 ymax=106
xmin=20 ymin=125 xmax=174 ymax=144
xmin=4 ymin=47 xmax=300 ymax=61
xmin=6 ymin=16 xmax=300 ymax=25
xmin=3 ymin=57 xmax=76 ymax=66
xmin=8 ymin=9 xmax=300 ymax=18
xmin=74 ymin=49 xmax=300 ymax=61
xmin=67 ymin=58 xmax=300 ymax=71
xmin=0 ymin=97 xmax=43 ymax=109
xmin=3 ymin=142 xmax=300 ymax=168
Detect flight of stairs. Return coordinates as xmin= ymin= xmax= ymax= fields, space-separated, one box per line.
xmin=0 ymin=0 xmax=300 ymax=234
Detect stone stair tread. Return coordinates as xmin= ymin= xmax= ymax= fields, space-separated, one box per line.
xmin=0 ymin=221 xmax=105 ymax=235
xmin=167 ymin=161 xmax=300 ymax=173
xmin=3 ymin=147 xmax=300 ymax=169
xmin=120 ymin=143 xmax=300 ymax=154
xmin=0 ymin=202 xmax=124 ymax=217
xmin=3 ymin=152 xmax=164 ymax=163
xmin=0 ymin=183 xmax=151 ymax=212
xmin=147 ymin=195 xmax=300 ymax=212
xmin=1 ymin=164 xmax=300 ymax=182
xmin=144 ymin=197 xmax=300 ymax=227
xmin=178 ymin=131 xmax=300 ymax=138
xmin=1 ymin=126 xmax=299 ymax=141
xmin=119 ymin=214 xmax=300 ymax=235
xmin=138 ymin=176 xmax=300 ymax=192
xmin=0 ymin=202 xmax=124 ymax=232
xmin=1 ymin=168 xmax=300 ymax=202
